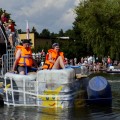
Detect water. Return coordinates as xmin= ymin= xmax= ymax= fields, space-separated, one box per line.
xmin=1 ymin=72 xmax=120 ymax=120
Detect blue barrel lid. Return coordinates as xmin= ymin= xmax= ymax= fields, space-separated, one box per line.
xmin=89 ymin=76 xmax=108 ymax=91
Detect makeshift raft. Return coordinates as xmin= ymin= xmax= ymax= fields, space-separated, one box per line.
xmin=3 ymin=68 xmax=88 ymax=108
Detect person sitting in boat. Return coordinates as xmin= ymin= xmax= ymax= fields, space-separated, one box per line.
xmin=12 ymin=39 xmax=38 ymax=75
xmin=42 ymin=43 xmax=65 ymax=69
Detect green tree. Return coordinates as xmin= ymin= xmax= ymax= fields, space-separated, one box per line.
xmin=74 ymin=0 xmax=120 ymax=59
xmin=0 ymin=8 xmax=11 ymax=21
xmin=31 ymin=26 xmax=39 ymax=38
xmin=17 ymin=29 xmax=23 ymax=34
xmin=50 ymin=32 xmax=58 ymax=39
xmin=58 ymin=29 xmax=64 ymax=37
xmin=40 ymin=29 xmax=50 ymax=38
xmin=64 ymin=29 xmax=74 ymax=39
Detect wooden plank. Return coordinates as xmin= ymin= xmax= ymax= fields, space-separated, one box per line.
xmin=76 ymin=74 xmax=87 ymax=79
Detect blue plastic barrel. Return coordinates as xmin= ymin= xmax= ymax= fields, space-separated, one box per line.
xmin=86 ymin=76 xmax=112 ymax=106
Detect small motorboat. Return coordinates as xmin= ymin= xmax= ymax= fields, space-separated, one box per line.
xmin=106 ymin=66 xmax=120 ymax=73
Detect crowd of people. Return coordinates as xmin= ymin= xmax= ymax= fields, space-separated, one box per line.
xmin=0 ymin=11 xmax=16 ymax=48
xmin=64 ymin=55 xmax=120 ymax=73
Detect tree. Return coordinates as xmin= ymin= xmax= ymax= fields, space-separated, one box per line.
xmin=58 ymin=29 xmax=64 ymax=37
xmin=50 ymin=32 xmax=58 ymax=39
xmin=0 ymin=8 xmax=11 ymax=21
xmin=31 ymin=26 xmax=39 ymax=38
xmin=17 ymin=29 xmax=22 ymax=34
xmin=64 ymin=29 xmax=74 ymax=39
xmin=39 ymin=29 xmax=50 ymax=38
xmin=74 ymin=0 xmax=120 ymax=59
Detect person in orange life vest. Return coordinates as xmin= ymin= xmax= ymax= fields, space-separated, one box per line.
xmin=12 ymin=39 xmax=38 ymax=75
xmin=8 ymin=19 xmax=15 ymax=48
xmin=42 ymin=43 xmax=65 ymax=69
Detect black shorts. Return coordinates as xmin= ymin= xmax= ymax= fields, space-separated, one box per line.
xmin=17 ymin=66 xmax=32 ymax=74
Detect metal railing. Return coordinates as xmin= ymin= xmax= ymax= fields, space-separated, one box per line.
xmin=0 ymin=49 xmax=45 ymax=77
xmin=1 ymin=48 xmax=15 ymax=77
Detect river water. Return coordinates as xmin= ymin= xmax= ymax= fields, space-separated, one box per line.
xmin=0 ymin=72 xmax=120 ymax=120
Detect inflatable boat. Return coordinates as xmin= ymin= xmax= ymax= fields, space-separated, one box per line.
xmin=3 ymin=68 xmax=87 ymax=108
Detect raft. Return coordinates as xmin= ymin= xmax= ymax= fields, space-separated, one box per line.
xmin=3 ymin=68 xmax=87 ymax=108
xmin=3 ymin=69 xmax=112 ymax=108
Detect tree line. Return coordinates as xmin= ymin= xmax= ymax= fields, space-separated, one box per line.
xmin=1 ymin=0 xmax=120 ymax=61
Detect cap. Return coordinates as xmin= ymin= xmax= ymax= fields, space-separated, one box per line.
xmin=52 ymin=43 xmax=59 ymax=48
xmin=21 ymin=39 xmax=31 ymax=44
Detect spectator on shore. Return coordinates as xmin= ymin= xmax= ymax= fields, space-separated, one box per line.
xmin=81 ymin=60 xmax=88 ymax=74
xmin=69 ymin=59 xmax=74 ymax=65
xmin=88 ymin=55 xmax=93 ymax=64
xmin=1 ymin=12 xmax=8 ymax=24
xmin=96 ymin=62 xmax=100 ymax=72
xmin=118 ymin=61 xmax=120 ymax=69
xmin=64 ymin=58 xmax=69 ymax=67
xmin=92 ymin=55 xmax=95 ymax=64
xmin=8 ymin=19 xmax=15 ymax=48
xmin=3 ymin=22 xmax=10 ymax=37
xmin=74 ymin=58 xmax=77 ymax=65
xmin=107 ymin=56 xmax=112 ymax=67
xmin=81 ymin=57 xmax=84 ymax=63
xmin=41 ymin=49 xmax=45 ymax=56
xmin=93 ymin=62 xmax=96 ymax=72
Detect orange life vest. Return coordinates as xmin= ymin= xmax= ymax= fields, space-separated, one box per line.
xmin=42 ymin=49 xmax=64 ymax=69
xmin=17 ymin=46 xmax=33 ymax=67
xmin=14 ymin=45 xmax=23 ymax=56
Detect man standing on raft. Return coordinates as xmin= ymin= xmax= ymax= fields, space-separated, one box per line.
xmin=42 ymin=43 xmax=65 ymax=69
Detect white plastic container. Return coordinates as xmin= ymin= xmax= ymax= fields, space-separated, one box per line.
xmin=36 ymin=68 xmax=75 ymax=83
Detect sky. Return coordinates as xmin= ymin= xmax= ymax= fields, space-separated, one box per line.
xmin=0 ymin=0 xmax=81 ymax=33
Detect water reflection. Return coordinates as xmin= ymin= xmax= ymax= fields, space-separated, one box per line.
xmin=0 ymin=105 xmax=120 ymax=120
